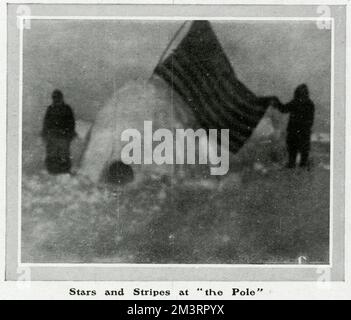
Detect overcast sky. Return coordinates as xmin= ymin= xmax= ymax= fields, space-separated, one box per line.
xmin=23 ymin=20 xmax=331 ymax=132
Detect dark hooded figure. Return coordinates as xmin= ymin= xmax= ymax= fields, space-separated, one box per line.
xmin=42 ymin=90 xmax=76 ymax=174
xmin=273 ymin=84 xmax=315 ymax=168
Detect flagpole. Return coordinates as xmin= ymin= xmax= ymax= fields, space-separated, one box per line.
xmin=148 ymin=20 xmax=190 ymax=182
xmin=149 ymin=20 xmax=190 ymax=81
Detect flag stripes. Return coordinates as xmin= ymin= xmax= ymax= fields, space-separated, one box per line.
xmin=156 ymin=59 xmax=249 ymax=150
xmin=154 ymin=20 xmax=269 ymax=153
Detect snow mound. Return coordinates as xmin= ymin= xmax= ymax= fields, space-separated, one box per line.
xmin=311 ymin=133 xmax=330 ymax=143
xmin=75 ymin=119 xmax=92 ymax=140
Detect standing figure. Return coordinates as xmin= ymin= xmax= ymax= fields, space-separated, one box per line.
xmin=42 ymin=90 xmax=76 ymax=174
xmin=273 ymin=84 xmax=315 ymax=168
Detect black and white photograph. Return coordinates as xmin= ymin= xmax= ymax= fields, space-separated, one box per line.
xmin=20 ymin=18 xmax=332 ymax=265
xmin=2 ymin=1 xmax=349 ymax=290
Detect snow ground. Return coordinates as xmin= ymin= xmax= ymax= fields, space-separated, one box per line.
xmin=22 ymin=138 xmax=330 ymax=264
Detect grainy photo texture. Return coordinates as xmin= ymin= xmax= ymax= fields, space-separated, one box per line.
xmin=21 ymin=19 xmax=331 ymax=265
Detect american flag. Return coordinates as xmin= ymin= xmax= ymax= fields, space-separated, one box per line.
xmin=154 ymin=20 xmax=270 ymax=153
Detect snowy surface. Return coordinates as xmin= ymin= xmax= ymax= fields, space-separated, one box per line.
xmin=22 ymin=138 xmax=330 ymax=264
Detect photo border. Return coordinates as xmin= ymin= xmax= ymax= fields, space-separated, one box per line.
xmin=5 ymin=2 xmax=346 ymax=282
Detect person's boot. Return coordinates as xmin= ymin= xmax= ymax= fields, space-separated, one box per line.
xmin=300 ymin=152 xmax=310 ymax=170
xmin=299 ymin=159 xmax=311 ymax=171
xmin=286 ymin=146 xmax=297 ymax=169
xmin=285 ymin=154 xmax=296 ymax=168
xmin=285 ymin=162 xmax=296 ymax=169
